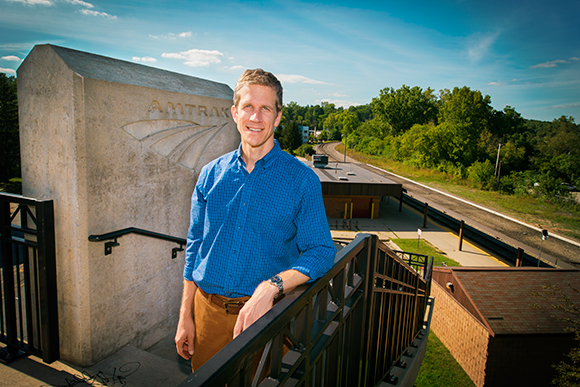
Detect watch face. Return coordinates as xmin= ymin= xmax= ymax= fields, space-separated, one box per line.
xmin=269 ymin=275 xmax=283 ymax=298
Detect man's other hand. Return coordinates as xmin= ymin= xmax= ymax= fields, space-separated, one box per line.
xmin=175 ymin=316 xmax=196 ymax=360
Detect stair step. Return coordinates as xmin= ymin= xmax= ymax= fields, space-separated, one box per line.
xmin=84 ymin=343 xmax=191 ymax=387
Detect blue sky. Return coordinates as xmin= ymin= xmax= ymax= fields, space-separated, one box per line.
xmin=1 ymin=0 xmax=579 ymax=122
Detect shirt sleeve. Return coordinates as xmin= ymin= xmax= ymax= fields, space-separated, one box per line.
xmin=289 ymin=172 xmax=336 ymax=281
xmin=183 ymin=168 xmax=208 ymax=281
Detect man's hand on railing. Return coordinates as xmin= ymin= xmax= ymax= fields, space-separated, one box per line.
xmin=233 ymin=269 xmax=310 ymax=339
xmin=233 ymin=280 xmax=278 ymax=340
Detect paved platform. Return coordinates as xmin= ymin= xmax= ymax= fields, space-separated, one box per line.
xmin=330 ymin=199 xmax=508 ymax=267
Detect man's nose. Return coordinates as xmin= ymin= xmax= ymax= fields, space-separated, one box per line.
xmin=250 ymin=109 xmax=262 ymax=121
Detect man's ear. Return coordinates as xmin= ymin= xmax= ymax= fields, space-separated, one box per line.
xmin=231 ymin=105 xmax=238 ymax=123
xmin=275 ymin=109 xmax=282 ymax=127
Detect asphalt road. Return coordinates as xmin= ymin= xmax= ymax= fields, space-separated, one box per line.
xmin=317 ymin=142 xmax=580 ymax=269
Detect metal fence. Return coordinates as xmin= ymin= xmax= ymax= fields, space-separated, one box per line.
xmin=0 ymin=192 xmax=59 ymax=364
xmin=179 ymin=233 xmax=433 ymax=387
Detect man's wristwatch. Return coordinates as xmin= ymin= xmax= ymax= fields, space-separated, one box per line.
xmin=268 ymin=275 xmax=284 ymax=299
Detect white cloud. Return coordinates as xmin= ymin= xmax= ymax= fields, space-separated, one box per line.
xmin=467 ymin=31 xmax=500 ymax=62
xmin=315 ymin=99 xmax=360 ymax=108
xmin=6 ymin=0 xmax=52 ymax=5
xmin=162 ymin=49 xmax=223 ymax=67
xmin=66 ymin=0 xmax=93 ymax=7
xmin=150 ymin=32 xmax=193 ymax=40
xmin=1 ymin=56 xmax=22 ymax=62
xmin=531 ymin=59 xmax=569 ymax=68
xmin=549 ymin=102 xmax=580 ymax=109
xmin=277 ymin=74 xmax=330 ymax=85
xmin=228 ymin=65 xmax=245 ymax=71
xmin=133 ymin=56 xmax=157 ymax=63
xmin=78 ymin=9 xmax=116 ymax=18
xmin=1 ymin=68 xmax=16 ymax=75
xmin=487 ymin=81 xmax=504 ymax=86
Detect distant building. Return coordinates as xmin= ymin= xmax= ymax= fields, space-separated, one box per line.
xmin=309 ymin=162 xmax=402 ymax=219
xmin=431 ymin=267 xmax=580 ymax=387
xmin=298 ymin=126 xmax=309 ymax=144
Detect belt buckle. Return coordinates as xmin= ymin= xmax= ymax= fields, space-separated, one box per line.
xmin=224 ymin=300 xmax=242 ymax=314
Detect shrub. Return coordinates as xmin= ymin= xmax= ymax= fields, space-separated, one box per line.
xmin=468 ymin=160 xmax=495 ymax=189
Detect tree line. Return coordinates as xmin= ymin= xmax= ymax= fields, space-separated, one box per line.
xmin=2 ymin=73 xmax=579 ymax=201
xmin=278 ymin=84 xmax=580 ymax=201
xmin=0 ymin=74 xmax=20 ymax=191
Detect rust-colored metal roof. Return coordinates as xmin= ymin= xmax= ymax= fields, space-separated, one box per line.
xmin=433 ymin=267 xmax=580 ymax=336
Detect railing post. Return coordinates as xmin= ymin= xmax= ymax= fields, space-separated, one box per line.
xmin=458 ymin=220 xmax=465 ymax=251
xmin=0 ymin=198 xmax=20 ymax=363
xmin=359 ymin=234 xmax=378 ymax=387
xmin=36 ymin=200 xmax=60 ymax=363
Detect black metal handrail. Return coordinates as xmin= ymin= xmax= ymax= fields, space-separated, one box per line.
xmin=1 ymin=192 xmax=59 ymax=364
xmin=88 ymin=227 xmax=186 ymax=257
xmin=178 ymin=233 xmax=433 ymax=387
xmin=401 ymin=193 xmax=549 ymax=267
xmin=393 ymin=250 xmax=430 ymax=278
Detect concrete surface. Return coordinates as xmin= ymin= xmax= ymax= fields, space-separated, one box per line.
xmin=17 ymin=44 xmax=240 ymax=366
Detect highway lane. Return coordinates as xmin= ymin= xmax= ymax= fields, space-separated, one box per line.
xmin=316 ymin=142 xmax=580 ymax=268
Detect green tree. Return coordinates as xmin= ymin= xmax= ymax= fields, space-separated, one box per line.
xmin=535 ymin=116 xmax=580 ymax=185
xmin=371 ymin=85 xmax=438 ymax=135
xmin=341 ymin=110 xmax=360 ymax=134
xmin=438 ymin=87 xmax=494 ymax=165
xmin=533 ymin=282 xmax=580 ymax=387
xmin=468 ymin=160 xmax=495 ymax=189
xmin=0 ymin=74 xmax=20 ymax=182
xmin=281 ymin=120 xmax=303 ymax=152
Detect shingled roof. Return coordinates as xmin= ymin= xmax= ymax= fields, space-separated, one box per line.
xmin=433 ymin=267 xmax=580 ymax=336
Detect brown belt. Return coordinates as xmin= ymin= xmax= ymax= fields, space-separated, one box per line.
xmin=197 ymin=287 xmax=250 ymax=315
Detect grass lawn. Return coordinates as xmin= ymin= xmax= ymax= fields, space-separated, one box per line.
xmin=414 ymin=333 xmax=476 ymax=387
xmin=392 ymin=238 xmax=460 ymax=267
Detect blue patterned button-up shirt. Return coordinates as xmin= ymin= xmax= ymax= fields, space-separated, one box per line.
xmin=184 ymin=140 xmax=336 ymax=298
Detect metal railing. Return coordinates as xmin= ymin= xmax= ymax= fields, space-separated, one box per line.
xmin=0 ymin=192 xmax=59 ymax=363
xmin=88 ymin=227 xmax=186 ymax=258
xmin=402 ymin=193 xmax=548 ymax=267
xmin=178 ymin=233 xmax=433 ymax=387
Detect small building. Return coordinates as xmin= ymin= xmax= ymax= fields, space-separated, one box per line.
xmin=309 ymin=162 xmax=402 ymax=219
xmin=298 ymin=125 xmax=309 ymax=144
xmin=431 ymin=267 xmax=580 ymax=387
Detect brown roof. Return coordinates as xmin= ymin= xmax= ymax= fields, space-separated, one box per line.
xmin=433 ymin=267 xmax=580 ymax=336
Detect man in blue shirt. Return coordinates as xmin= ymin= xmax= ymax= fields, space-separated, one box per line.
xmin=175 ymin=69 xmax=335 ymax=371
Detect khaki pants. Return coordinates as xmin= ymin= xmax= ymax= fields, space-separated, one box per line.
xmin=191 ymin=289 xmax=250 ymax=371
xmin=191 ymin=289 xmax=291 ymax=380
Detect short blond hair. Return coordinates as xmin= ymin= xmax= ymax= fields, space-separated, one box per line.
xmin=233 ymin=69 xmax=283 ymax=113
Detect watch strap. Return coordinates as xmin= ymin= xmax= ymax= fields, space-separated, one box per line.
xmin=268 ymin=275 xmax=284 ymax=299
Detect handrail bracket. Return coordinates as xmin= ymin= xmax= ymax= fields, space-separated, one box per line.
xmin=104 ymin=238 xmax=119 ymax=255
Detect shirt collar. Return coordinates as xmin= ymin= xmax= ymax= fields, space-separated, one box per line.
xmin=235 ymin=140 xmax=283 ymax=170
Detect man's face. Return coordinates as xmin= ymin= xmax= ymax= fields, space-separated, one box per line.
xmin=232 ymin=84 xmax=282 ymax=154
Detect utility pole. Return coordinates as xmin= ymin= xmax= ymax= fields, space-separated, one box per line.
xmin=494 ymin=143 xmax=502 ymax=179
xmin=343 ymin=134 xmax=347 ymax=162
